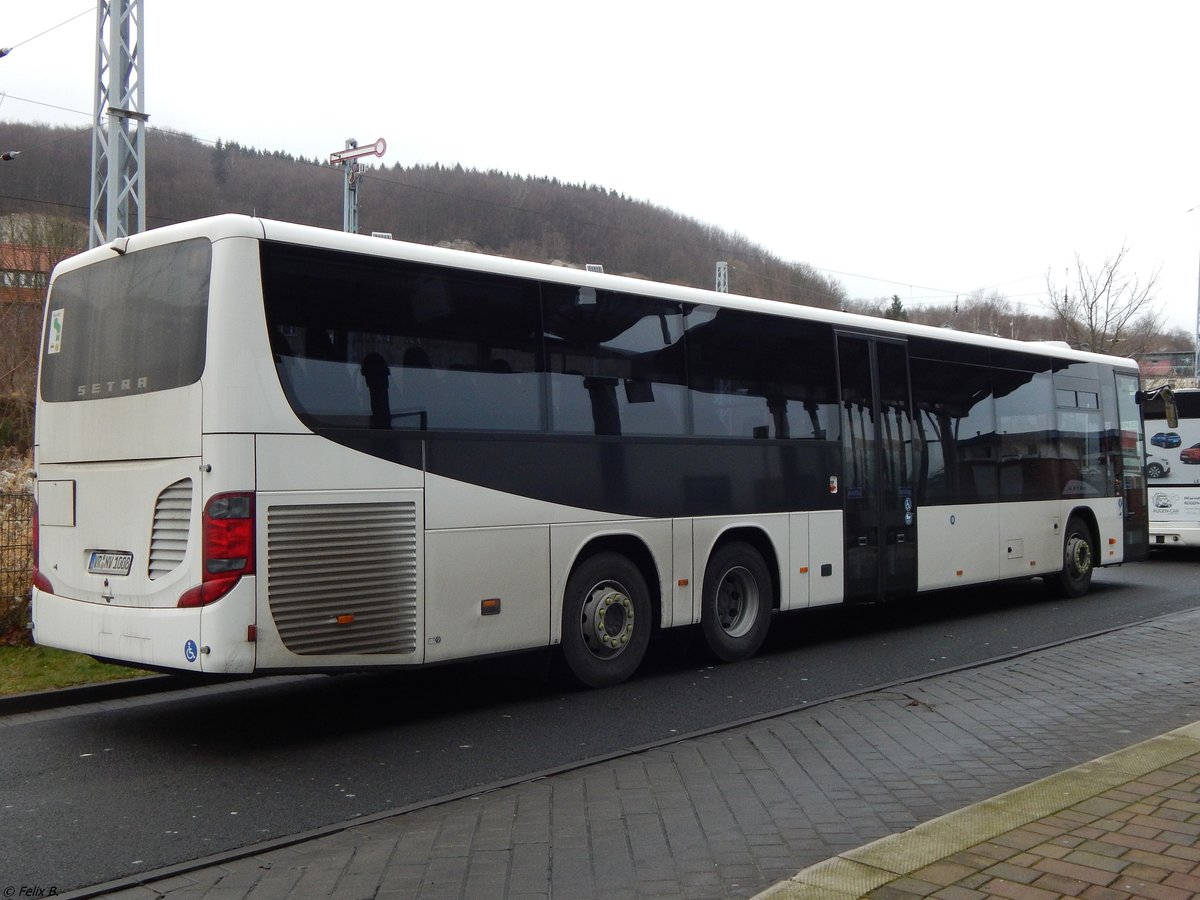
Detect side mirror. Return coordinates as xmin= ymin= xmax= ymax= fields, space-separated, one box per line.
xmin=1138 ymin=385 xmax=1178 ymax=428
xmin=1165 ymin=390 xmax=1179 ymax=429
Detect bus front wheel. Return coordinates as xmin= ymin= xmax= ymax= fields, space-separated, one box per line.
xmin=1047 ymin=515 xmax=1095 ymax=598
xmin=700 ymin=542 xmax=773 ymax=662
xmin=561 ymin=552 xmax=652 ymax=688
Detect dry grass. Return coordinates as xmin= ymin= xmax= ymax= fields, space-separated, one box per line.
xmin=0 ymin=453 xmax=34 ymax=641
xmin=0 ymin=297 xmax=40 ymax=642
xmin=0 ymin=301 xmax=39 ymax=454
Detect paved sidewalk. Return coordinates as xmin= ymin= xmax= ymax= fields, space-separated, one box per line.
xmin=762 ymin=724 xmax=1200 ymax=898
xmin=81 ymin=607 xmax=1200 ymax=900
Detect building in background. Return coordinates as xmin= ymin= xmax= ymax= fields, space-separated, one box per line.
xmin=0 ymin=244 xmax=48 ymax=304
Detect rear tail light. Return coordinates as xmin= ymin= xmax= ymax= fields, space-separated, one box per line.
xmin=31 ymin=498 xmax=54 ymax=594
xmin=178 ymin=492 xmax=255 ymax=608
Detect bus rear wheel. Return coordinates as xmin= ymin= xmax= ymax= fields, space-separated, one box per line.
xmin=561 ymin=552 xmax=652 ymax=688
xmin=1047 ymin=515 xmax=1095 ymax=598
xmin=700 ymin=542 xmax=773 ymax=662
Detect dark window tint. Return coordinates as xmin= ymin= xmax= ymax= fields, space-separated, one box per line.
xmin=542 ymin=285 xmax=688 ymax=436
xmin=994 ymin=367 xmax=1057 ymax=500
xmin=1144 ymin=389 xmax=1200 ymax=421
xmin=1116 ymin=372 xmax=1148 ymax=557
xmin=1178 ymin=391 xmax=1200 ymax=419
xmin=40 ymin=238 xmax=211 ymax=402
xmin=906 ymin=336 xmax=985 ymax=367
xmin=686 ymin=308 xmax=840 ymax=441
xmin=911 ymin=357 xmax=997 ymax=503
xmin=263 ymin=243 xmax=545 ymax=431
xmin=1055 ymin=364 xmax=1107 ymax=497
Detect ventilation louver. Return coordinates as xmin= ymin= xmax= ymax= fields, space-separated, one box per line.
xmin=148 ymin=478 xmax=193 ymax=579
xmin=267 ymin=501 xmax=418 ymax=655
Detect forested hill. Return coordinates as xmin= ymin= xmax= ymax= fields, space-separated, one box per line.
xmin=0 ymin=122 xmax=844 ymax=307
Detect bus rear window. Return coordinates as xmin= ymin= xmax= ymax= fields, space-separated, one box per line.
xmin=40 ymin=238 xmax=211 ymax=402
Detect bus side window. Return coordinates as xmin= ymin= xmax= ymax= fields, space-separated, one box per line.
xmin=686 ymin=307 xmax=840 ymax=442
xmin=543 ymin=287 xmax=688 ymax=437
xmin=304 ymin=328 xmax=338 ymax=360
xmin=910 ymin=355 xmax=997 ymax=505
xmin=995 ymin=367 xmax=1056 ymax=501
xmin=403 ymin=346 xmax=431 ymax=368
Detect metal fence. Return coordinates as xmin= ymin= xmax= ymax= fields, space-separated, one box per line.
xmin=0 ymin=491 xmax=33 ymax=632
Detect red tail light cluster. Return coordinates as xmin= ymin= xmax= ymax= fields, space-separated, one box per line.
xmin=31 ymin=499 xmax=54 ymax=594
xmin=178 ymin=492 xmax=255 ymax=608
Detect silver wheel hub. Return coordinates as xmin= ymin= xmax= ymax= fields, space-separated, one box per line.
xmin=1066 ymin=534 xmax=1092 ymax=578
xmin=580 ymin=583 xmax=635 ymax=659
xmin=716 ymin=566 xmax=760 ymax=638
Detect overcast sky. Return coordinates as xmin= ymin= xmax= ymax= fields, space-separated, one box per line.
xmin=4 ymin=2 xmax=1200 ymax=336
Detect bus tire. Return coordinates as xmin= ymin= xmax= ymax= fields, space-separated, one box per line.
xmin=1047 ymin=515 xmax=1095 ymax=598
xmin=700 ymin=542 xmax=773 ymax=662
xmin=561 ymin=552 xmax=652 ymax=688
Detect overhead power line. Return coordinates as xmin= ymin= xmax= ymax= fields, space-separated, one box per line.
xmin=2 ymin=7 xmax=93 ymax=56
xmin=0 ymin=92 xmax=92 ymax=120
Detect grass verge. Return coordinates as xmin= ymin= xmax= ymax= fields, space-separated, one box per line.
xmin=0 ymin=643 xmax=149 ymax=695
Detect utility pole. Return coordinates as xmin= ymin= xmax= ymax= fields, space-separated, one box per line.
xmin=328 ymin=138 xmax=387 ymax=233
xmin=1190 ymin=205 xmax=1200 ymax=384
xmin=89 ymin=0 xmax=146 ymax=248
xmin=1194 ymin=246 xmax=1200 ymax=384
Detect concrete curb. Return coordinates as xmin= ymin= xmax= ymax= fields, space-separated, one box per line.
xmin=0 ymin=673 xmax=179 ymax=715
xmin=755 ymin=721 xmax=1200 ymax=898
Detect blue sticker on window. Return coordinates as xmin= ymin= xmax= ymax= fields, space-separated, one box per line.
xmin=184 ymin=640 xmax=198 ymax=663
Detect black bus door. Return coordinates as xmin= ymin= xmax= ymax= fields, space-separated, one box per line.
xmin=837 ymin=334 xmax=918 ymax=603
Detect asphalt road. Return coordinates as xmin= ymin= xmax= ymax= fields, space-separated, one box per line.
xmin=5 ymin=549 xmax=1200 ymax=893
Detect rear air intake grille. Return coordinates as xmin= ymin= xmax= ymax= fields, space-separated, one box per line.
xmin=148 ymin=478 xmax=193 ymax=579
xmin=266 ymin=501 xmax=418 ymax=656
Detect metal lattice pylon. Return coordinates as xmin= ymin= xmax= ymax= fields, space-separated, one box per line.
xmin=89 ymin=0 xmax=146 ymax=248
xmin=715 ymin=261 xmax=728 ymax=293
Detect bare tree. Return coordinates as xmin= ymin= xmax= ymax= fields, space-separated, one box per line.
xmin=1046 ymin=246 xmax=1163 ymax=356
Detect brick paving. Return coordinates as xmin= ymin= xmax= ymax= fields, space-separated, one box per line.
xmin=82 ymin=608 xmax=1200 ymax=900
xmin=765 ymin=729 xmax=1200 ymax=899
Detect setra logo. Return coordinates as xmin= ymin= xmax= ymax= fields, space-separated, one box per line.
xmin=76 ymin=377 xmax=149 ymax=397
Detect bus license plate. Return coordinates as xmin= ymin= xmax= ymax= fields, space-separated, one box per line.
xmin=88 ymin=551 xmax=133 ymax=576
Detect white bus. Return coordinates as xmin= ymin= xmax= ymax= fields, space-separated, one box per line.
xmin=1144 ymin=387 xmax=1200 ymax=548
xmin=31 ymin=215 xmax=1152 ymax=687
